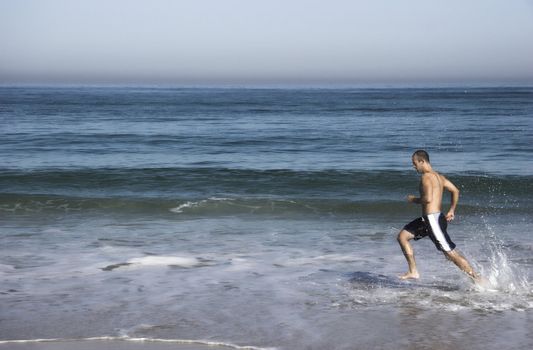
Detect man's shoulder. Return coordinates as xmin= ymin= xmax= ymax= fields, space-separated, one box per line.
xmin=420 ymin=172 xmax=435 ymax=179
xmin=435 ymin=172 xmax=447 ymax=181
xmin=421 ymin=171 xmax=446 ymax=182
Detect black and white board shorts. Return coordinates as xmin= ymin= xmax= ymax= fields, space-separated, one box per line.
xmin=403 ymin=212 xmax=456 ymax=252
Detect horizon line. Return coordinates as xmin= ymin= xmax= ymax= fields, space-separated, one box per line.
xmin=2 ymin=81 xmax=533 ymax=90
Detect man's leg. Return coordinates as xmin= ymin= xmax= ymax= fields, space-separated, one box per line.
xmin=443 ymin=249 xmax=479 ymax=282
xmin=397 ymin=230 xmax=420 ymax=279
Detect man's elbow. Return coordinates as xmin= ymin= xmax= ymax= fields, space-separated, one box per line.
xmin=450 ymin=189 xmax=460 ymax=200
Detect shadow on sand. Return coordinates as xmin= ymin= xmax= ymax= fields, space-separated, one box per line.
xmin=346 ymin=271 xmax=461 ymax=291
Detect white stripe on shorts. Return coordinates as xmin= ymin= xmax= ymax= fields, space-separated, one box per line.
xmin=427 ymin=213 xmax=452 ymax=252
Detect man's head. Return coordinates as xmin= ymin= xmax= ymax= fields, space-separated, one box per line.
xmin=412 ymin=150 xmax=430 ymax=173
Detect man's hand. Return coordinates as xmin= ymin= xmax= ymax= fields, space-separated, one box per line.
xmin=445 ymin=210 xmax=455 ymax=222
xmin=407 ymin=195 xmax=417 ymax=203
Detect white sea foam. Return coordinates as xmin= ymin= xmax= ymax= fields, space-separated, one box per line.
xmin=279 ymin=254 xmax=363 ymax=267
xmin=98 ymin=255 xmax=208 ymax=271
xmin=226 ymin=257 xmax=257 ymax=272
xmin=342 ymin=260 xmax=532 ymax=313
xmin=0 ymin=336 xmax=276 ymax=349
xmin=170 ymin=197 xmax=233 ymax=213
xmin=127 ymin=256 xmax=200 ymax=267
xmin=170 ymin=201 xmax=199 ymax=213
xmin=0 ymin=264 xmax=15 ymax=273
xmin=42 ymin=228 xmax=67 ymax=234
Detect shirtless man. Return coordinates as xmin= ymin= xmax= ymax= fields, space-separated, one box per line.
xmin=397 ymin=150 xmax=480 ymax=282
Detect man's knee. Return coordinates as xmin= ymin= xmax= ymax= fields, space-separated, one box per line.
xmin=396 ymin=231 xmax=404 ymax=243
xmin=397 ymin=230 xmax=413 ymax=243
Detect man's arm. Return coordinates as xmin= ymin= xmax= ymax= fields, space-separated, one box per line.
xmin=407 ymin=174 xmax=433 ymax=204
xmin=443 ymin=176 xmax=460 ymax=221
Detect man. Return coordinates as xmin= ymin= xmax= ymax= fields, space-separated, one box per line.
xmin=397 ymin=150 xmax=480 ymax=282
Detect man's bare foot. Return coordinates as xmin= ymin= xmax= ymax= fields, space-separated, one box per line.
xmin=399 ymin=271 xmax=420 ymax=280
xmin=463 ymin=270 xmax=485 ymax=285
xmin=472 ymin=275 xmax=490 ymax=286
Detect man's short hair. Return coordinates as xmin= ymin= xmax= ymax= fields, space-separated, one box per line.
xmin=413 ymin=150 xmax=430 ymax=163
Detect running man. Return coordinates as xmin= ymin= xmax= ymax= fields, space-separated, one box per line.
xmin=397 ymin=150 xmax=480 ymax=282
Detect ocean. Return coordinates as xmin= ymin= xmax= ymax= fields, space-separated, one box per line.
xmin=0 ymin=86 xmax=532 ymax=349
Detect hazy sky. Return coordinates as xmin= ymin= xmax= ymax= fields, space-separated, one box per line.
xmin=1 ymin=0 xmax=533 ymax=85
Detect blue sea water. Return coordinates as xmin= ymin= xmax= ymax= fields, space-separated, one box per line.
xmin=0 ymin=86 xmax=532 ymax=349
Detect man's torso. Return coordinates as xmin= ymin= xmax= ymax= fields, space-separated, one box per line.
xmin=420 ymin=171 xmax=445 ymax=215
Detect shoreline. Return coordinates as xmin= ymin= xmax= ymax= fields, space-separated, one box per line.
xmin=0 ymin=337 xmax=274 ymax=350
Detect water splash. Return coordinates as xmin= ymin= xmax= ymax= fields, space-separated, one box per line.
xmin=475 ymin=215 xmax=530 ymax=295
xmin=479 ymin=243 xmax=529 ymax=294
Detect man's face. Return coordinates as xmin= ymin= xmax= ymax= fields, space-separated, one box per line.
xmin=412 ymin=156 xmax=422 ymax=173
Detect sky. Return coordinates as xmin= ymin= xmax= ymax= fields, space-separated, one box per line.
xmin=1 ymin=0 xmax=533 ymax=86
